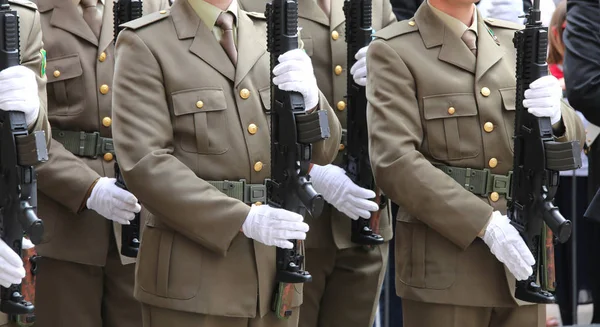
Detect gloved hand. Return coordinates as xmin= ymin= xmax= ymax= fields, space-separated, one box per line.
xmin=0 ymin=66 xmax=40 ymax=126
xmin=480 ymin=211 xmax=535 ymax=281
xmin=273 ymin=49 xmax=319 ymax=110
xmin=309 ymin=164 xmax=379 ymax=219
xmin=22 ymin=237 xmax=34 ymax=250
xmin=350 ymin=45 xmax=369 ymax=87
xmin=0 ymin=239 xmax=26 ymax=288
xmin=86 ymin=177 xmax=141 ymax=225
xmin=523 ymin=75 xmax=563 ymax=125
xmin=242 ymin=204 xmax=309 ymax=249
xmin=477 ymin=0 xmax=524 ymax=24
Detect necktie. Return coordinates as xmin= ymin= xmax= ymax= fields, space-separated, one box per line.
xmin=317 ymin=0 xmax=330 ymax=17
xmin=80 ymin=0 xmax=102 ymax=39
xmin=216 ymin=11 xmax=237 ymax=66
xmin=461 ymin=29 xmax=477 ymax=57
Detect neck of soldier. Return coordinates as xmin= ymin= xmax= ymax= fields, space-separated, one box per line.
xmin=429 ymin=0 xmax=475 ymax=26
xmin=205 ymin=0 xmax=232 ymax=11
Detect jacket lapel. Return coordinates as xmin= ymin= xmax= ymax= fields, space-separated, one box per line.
xmin=98 ymin=0 xmax=115 ymax=52
xmin=234 ymin=10 xmax=267 ymax=87
xmin=329 ymin=0 xmax=345 ymax=32
xmin=172 ymin=0 xmax=235 ymax=81
xmin=414 ymin=4 xmax=475 ymax=74
xmin=46 ymin=0 xmax=99 ymax=46
xmin=475 ymin=12 xmax=504 ymax=81
xmin=298 ymin=0 xmax=329 ymax=27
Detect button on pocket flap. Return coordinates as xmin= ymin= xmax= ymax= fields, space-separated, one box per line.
xmin=499 ymin=87 xmax=516 ymax=111
xmin=172 ymin=88 xmax=227 ymax=116
xmin=423 ymin=93 xmax=478 ymax=120
xmin=46 ymin=54 xmax=83 ymax=82
xmin=258 ymin=86 xmax=271 ymax=111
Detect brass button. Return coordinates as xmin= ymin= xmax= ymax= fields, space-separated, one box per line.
xmin=447 ymin=107 xmax=455 ymax=115
xmin=331 ymin=31 xmax=339 ymax=40
xmin=240 ymin=88 xmax=250 ymax=99
xmin=481 ymin=87 xmax=491 ymax=97
xmin=255 ymin=202 xmax=262 ymax=206
xmin=53 ymin=70 xmax=61 ymax=78
xmin=589 ymin=139 xmax=593 ymax=144
xmin=339 ymin=144 xmax=345 ymax=151
xmin=159 ymin=10 xmax=167 ymax=14
xmin=484 ymin=122 xmax=494 ymax=133
xmin=334 ymin=65 xmax=343 ymax=75
xmin=408 ymin=21 xmax=415 ymax=26
xmin=102 ymin=117 xmax=112 ymax=127
xmin=248 ymin=123 xmax=258 ymax=135
xmin=254 ymin=161 xmax=263 ymax=172
xmin=103 ymin=153 xmax=114 ymax=162
xmin=100 ymin=84 xmax=109 ymax=95
xmin=490 ymin=192 xmax=499 ymax=202
xmin=489 ymin=157 xmax=498 ymax=168
xmin=196 ymin=101 xmax=204 ymax=109
xmin=99 ymin=52 xmax=107 ymax=62
xmin=337 ymin=101 xmax=346 ymax=111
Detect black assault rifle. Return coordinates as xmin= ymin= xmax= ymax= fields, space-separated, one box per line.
xmin=0 ymin=0 xmax=47 ymax=323
xmin=509 ymin=0 xmax=581 ymax=303
xmin=343 ymin=0 xmax=384 ymax=246
xmin=265 ymin=0 xmax=330 ymax=318
xmin=113 ymin=0 xmax=143 ymax=258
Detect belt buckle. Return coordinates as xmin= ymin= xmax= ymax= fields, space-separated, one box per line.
xmin=491 ymin=173 xmax=512 ymax=200
xmin=245 ymin=182 xmax=267 ymax=205
xmin=80 ymin=131 xmax=99 ymax=158
xmin=100 ymin=137 xmax=115 ymax=156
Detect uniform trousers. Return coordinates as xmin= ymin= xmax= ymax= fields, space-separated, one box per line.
xmin=141 ymin=304 xmax=299 ymax=327
xmin=402 ymin=298 xmax=545 ymax=327
xmin=34 ymin=235 xmax=139 ymax=327
xmin=299 ymin=243 xmax=389 ymax=327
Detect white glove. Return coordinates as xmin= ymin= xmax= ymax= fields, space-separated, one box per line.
xmin=309 ymin=164 xmax=379 ymax=220
xmin=478 ymin=0 xmax=524 ymax=23
xmin=350 ymin=46 xmax=369 ymax=87
xmin=0 ymin=66 xmax=40 ymax=126
xmin=272 ymin=49 xmax=319 ymax=110
xmin=480 ymin=211 xmax=535 ymax=281
xmin=86 ymin=177 xmax=141 ymax=225
xmin=22 ymin=237 xmax=34 ymax=250
xmin=523 ymin=75 xmax=563 ymax=125
xmin=242 ymin=204 xmax=309 ymax=249
xmin=0 ymin=239 xmax=25 ymax=288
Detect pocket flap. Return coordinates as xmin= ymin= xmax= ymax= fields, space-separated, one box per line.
xmin=423 ymin=93 xmax=478 ymax=120
xmin=172 ymin=88 xmax=227 ymax=116
xmin=258 ymin=86 xmax=271 ymax=111
xmin=46 ymin=54 xmax=83 ymax=82
xmin=499 ymin=87 xmax=516 ymax=111
xmin=395 ymin=207 xmax=423 ymax=224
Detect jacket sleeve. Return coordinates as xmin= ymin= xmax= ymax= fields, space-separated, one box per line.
xmin=112 ymin=30 xmax=251 ymax=256
xmin=564 ymin=0 xmax=600 ymax=125
xmin=366 ymin=40 xmax=492 ymax=250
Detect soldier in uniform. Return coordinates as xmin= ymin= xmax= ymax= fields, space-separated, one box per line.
xmin=0 ymin=1 xmax=50 ymax=325
xmin=237 ymin=0 xmax=395 ymax=325
xmin=30 ymin=0 xmax=169 ymax=326
xmin=111 ymin=0 xmax=341 ymax=325
xmin=366 ymin=1 xmax=585 ymax=326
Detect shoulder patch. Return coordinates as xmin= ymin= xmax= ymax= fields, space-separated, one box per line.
xmin=374 ymin=19 xmax=418 ymax=40
xmin=484 ymin=18 xmax=523 ymax=30
xmin=8 ymin=0 xmax=38 ymax=11
xmin=245 ymin=11 xmax=266 ymax=20
xmin=121 ymin=10 xmax=170 ymax=30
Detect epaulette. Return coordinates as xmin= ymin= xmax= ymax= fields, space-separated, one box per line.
xmin=484 ymin=18 xmax=523 ymax=30
xmin=121 ymin=10 xmax=170 ymax=30
xmin=245 ymin=11 xmax=266 ymax=20
xmin=374 ymin=19 xmax=418 ymax=40
xmin=8 ymin=0 xmax=38 ymax=11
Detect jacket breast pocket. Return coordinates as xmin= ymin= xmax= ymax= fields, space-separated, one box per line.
xmin=172 ymin=88 xmax=229 ymax=155
xmin=46 ymin=54 xmax=85 ymax=116
xmin=499 ymin=87 xmax=516 ymax=153
xmin=422 ymin=93 xmax=481 ymax=161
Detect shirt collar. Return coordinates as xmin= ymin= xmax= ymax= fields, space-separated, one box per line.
xmin=73 ymin=0 xmax=104 ymax=6
xmin=188 ymin=0 xmax=239 ymax=31
xmin=428 ymin=1 xmax=478 ymax=38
